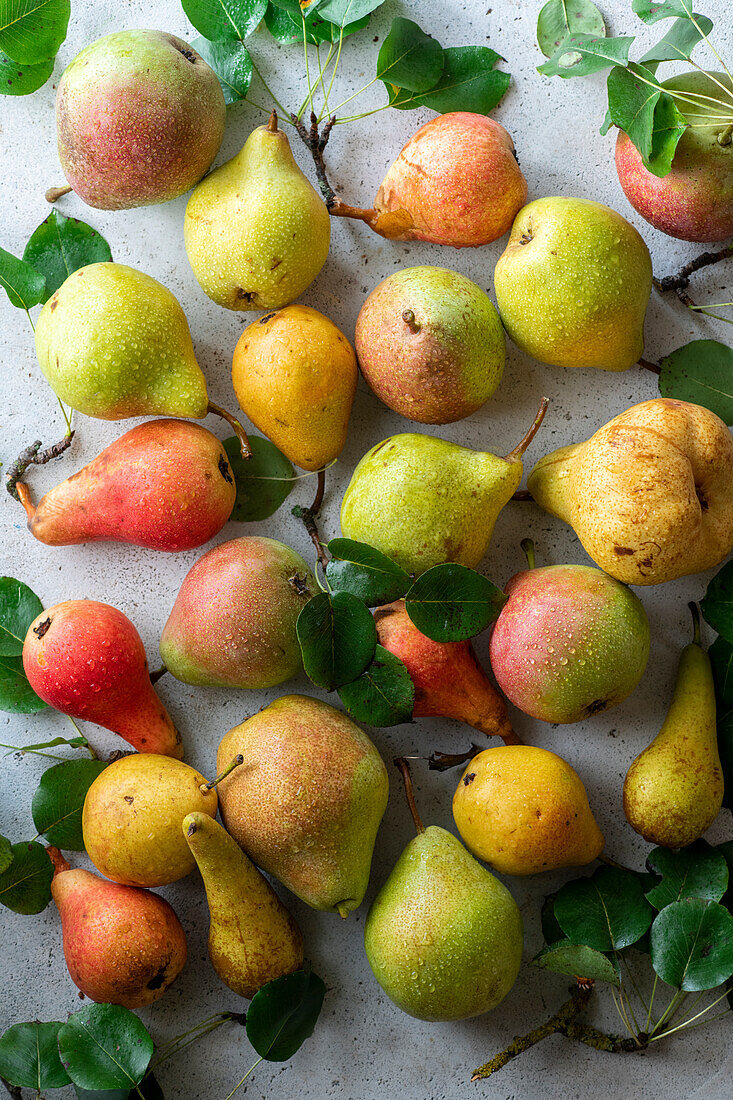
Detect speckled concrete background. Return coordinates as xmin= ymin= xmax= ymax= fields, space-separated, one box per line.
xmin=2 ymin=1 xmax=732 ymax=1097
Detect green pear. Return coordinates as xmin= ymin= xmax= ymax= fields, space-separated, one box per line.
xmin=623 ymin=605 xmax=723 ymax=849
xmin=183 ymin=812 xmax=303 ymax=999
xmin=340 ymin=399 xmax=548 ymax=575
xmin=494 ymin=197 xmax=652 ymax=371
xmin=184 ymin=112 xmax=331 ymax=311
xmin=216 ymin=695 xmax=389 ymax=915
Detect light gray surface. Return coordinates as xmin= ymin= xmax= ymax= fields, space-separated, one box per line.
xmin=1 ymin=1 xmax=732 ymax=1097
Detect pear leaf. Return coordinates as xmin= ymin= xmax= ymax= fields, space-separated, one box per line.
xmin=389 ymin=45 xmax=510 ymax=114
xmin=538 ymin=33 xmax=633 ymax=78
xmin=541 ymin=893 xmax=565 ymax=945
xmin=650 ymin=899 xmax=733 ymax=990
xmin=717 ymin=705 xmax=733 ymax=810
xmin=0 ymin=834 xmax=12 ymax=873
xmin=633 ymin=0 xmax=701 ymax=22
xmin=0 ymin=0 xmax=70 ymax=64
xmin=265 ymin=4 xmax=368 ymax=44
xmin=1 ymin=733 xmax=89 ymax=756
xmin=554 ymin=866 xmax=654 ymax=952
xmin=297 ymin=591 xmax=376 ymax=690
xmin=404 ymin=563 xmax=506 ymax=643
xmin=246 ymin=970 xmax=326 ymax=1061
xmin=645 ymin=842 xmax=729 ymax=910
xmin=0 ymin=1021 xmax=71 ymax=1089
xmin=658 ymin=340 xmax=733 ymax=425
xmin=0 ymin=243 xmax=46 ymax=309
xmin=181 ymin=0 xmax=267 ymax=42
xmin=58 ymin=1004 xmax=154 ymax=1091
xmin=23 ymin=210 xmax=112 ymax=302
xmin=377 ymin=18 xmax=444 ymax=94
xmin=0 ymin=47 xmax=54 ymax=95
xmin=314 ymin=0 xmax=383 ymax=28
xmin=0 ymin=653 xmax=48 ymax=713
xmin=325 ymin=539 xmax=411 ymax=606
xmin=701 ymin=561 xmax=733 ymax=644
xmin=710 ymin=635 xmax=733 ymax=706
xmin=224 ymin=435 xmax=296 ymax=522
xmin=337 ymin=645 xmax=414 ymax=726
xmin=536 ymin=0 xmax=605 ymax=58
xmin=0 ymin=577 xmax=43 ymax=656
xmin=532 ymin=942 xmax=621 ymax=986
xmin=0 ymin=840 xmax=53 ymax=913
xmin=605 ymin=63 xmax=687 ymax=176
xmin=190 ymin=36 xmax=253 ymax=103
xmin=640 ymin=14 xmax=713 ymax=63
xmin=32 ymin=758 xmax=108 ymax=850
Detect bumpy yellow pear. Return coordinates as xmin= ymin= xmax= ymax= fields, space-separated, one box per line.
xmin=184 ymin=112 xmax=330 ymax=310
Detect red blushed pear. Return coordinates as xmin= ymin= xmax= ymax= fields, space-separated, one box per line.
xmin=49 ymin=848 xmax=187 ymax=1008
xmin=23 ymin=601 xmax=182 ymax=757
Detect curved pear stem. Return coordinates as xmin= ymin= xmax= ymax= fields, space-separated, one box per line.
xmin=46 ymin=846 xmax=70 ymax=876
xmin=46 ymin=184 xmax=72 ymax=203
xmin=330 ymin=197 xmax=380 ymax=225
xmin=638 ymin=357 xmax=661 ymax=375
xmin=267 ymin=110 xmax=278 ymax=132
xmin=689 ymin=602 xmax=702 ymax=646
xmin=6 ymin=432 xmax=75 ymax=501
xmin=200 ymin=754 xmax=244 ymax=794
xmin=394 ymin=756 xmax=424 ymax=834
xmin=520 ymin=538 xmax=536 ymax=570
xmin=504 ymin=398 xmax=550 ymax=463
xmin=425 ymin=745 xmax=483 ymax=772
xmin=207 ymin=402 xmax=251 ymax=460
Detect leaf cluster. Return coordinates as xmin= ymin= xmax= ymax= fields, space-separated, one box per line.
xmin=0 ymin=0 xmax=70 ymax=98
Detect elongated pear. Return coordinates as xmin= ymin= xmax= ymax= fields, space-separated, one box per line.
xmin=340 ymin=398 xmax=548 ymax=575
xmin=183 ymin=812 xmax=303 ymax=998
xmin=185 ymin=112 xmax=331 ymax=311
xmin=623 ymin=605 xmax=722 ymax=848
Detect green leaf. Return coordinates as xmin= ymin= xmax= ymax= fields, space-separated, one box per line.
xmin=58 ymin=1004 xmax=154 ymax=1091
xmin=718 ymin=705 xmax=733 ymax=811
xmin=190 ymin=35 xmax=252 ymax=103
xmin=0 ymin=653 xmax=48 ymax=713
xmin=633 ymin=0 xmax=700 ymax=22
xmin=538 ymin=33 xmax=633 ymax=78
xmin=0 ymin=1021 xmax=71 ymax=1089
xmin=0 ymin=834 xmax=11 ymax=873
xmin=224 ymin=435 xmax=295 ymax=522
xmin=646 ymin=842 xmax=729 ymax=909
xmin=536 ymin=0 xmax=605 ymax=58
xmin=32 ymin=758 xmax=108 ymax=850
xmin=606 ymin=64 xmax=687 ymax=175
xmin=390 ymin=45 xmax=510 ymax=114
xmin=0 ymin=47 xmax=54 ymax=94
xmin=2 ymin=733 xmax=89 ymax=755
xmin=313 ymin=0 xmax=383 ymax=28
xmin=264 ymin=4 xmax=368 ymax=43
xmin=0 ymin=841 xmax=53 ymax=913
xmin=554 ymin=866 xmax=654 ymax=952
xmin=650 ymin=899 xmax=733 ymax=990
xmin=533 ymin=942 xmax=621 ymax=985
xmin=0 ymin=0 xmax=69 ymax=64
xmin=701 ymin=561 xmax=733 ymax=643
xmin=337 ymin=645 xmax=414 ymax=726
xmin=0 ymin=243 xmax=46 ymax=309
xmin=0 ymin=576 xmax=43 ymax=656
xmin=325 ymin=539 xmax=410 ymax=606
xmin=296 ymin=591 xmax=376 ymax=690
xmin=710 ymin=635 xmax=733 ymax=706
xmin=22 ymin=210 xmax=112 ymax=303
xmin=640 ymin=14 xmax=713 ymax=63
xmin=645 ymin=91 xmax=688 ymax=175
xmin=377 ymin=17 xmax=443 ymax=93
xmin=658 ymin=340 xmax=733 ymax=424
xmin=404 ymin=563 xmax=506 ymax=643
xmin=541 ymin=893 xmax=564 ymax=945
xmin=181 ymin=0 xmax=267 ymax=41
xmin=246 ymin=970 xmax=326 ymax=1061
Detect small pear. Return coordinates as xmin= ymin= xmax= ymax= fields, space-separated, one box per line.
xmin=183 ymin=812 xmax=303 ymax=998
xmin=340 ymin=398 xmax=548 ymax=575
xmin=453 ymin=746 xmax=604 ymax=875
xmin=185 ymin=112 xmax=331 ymax=311
xmin=623 ymin=605 xmax=723 ymax=849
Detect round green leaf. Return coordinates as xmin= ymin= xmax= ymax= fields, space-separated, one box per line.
xmin=646 ymin=842 xmax=729 ymax=910
xmin=0 ymin=0 xmax=70 ymax=65
xmin=326 ymin=539 xmax=411 ymax=606
xmin=662 ymin=340 xmax=733 ymax=424
xmin=701 ymin=561 xmax=733 ymax=644
xmin=315 ymin=0 xmax=383 ymax=27
xmin=533 ymin=942 xmax=620 ymax=986
xmin=23 ymin=210 xmax=112 ymax=303
xmin=32 ymin=758 xmax=108 ymax=850
xmin=404 ymin=563 xmax=506 ymax=642
xmin=190 ymin=36 xmax=253 ymax=103
xmin=537 ymin=0 xmax=605 ymax=57
xmin=390 ymin=45 xmax=510 ymax=113
xmin=554 ymin=867 xmax=654 ymax=952
xmin=297 ymin=591 xmax=376 ymax=690
xmin=0 ymin=841 xmax=53 ymax=914
xmin=377 ymin=17 xmax=444 ymax=93
xmin=0 ymin=1021 xmax=71 ymax=1089
xmin=337 ymin=645 xmax=414 ymax=726
xmin=0 ymin=653 xmax=48 ymax=712
xmin=181 ymin=0 xmax=267 ymax=42
xmin=246 ymin=971 xmax=326 ymax=1062
xmin=650 ymin=899 xmax=733 ymax=991
xmin=224 ymin=435 xmax=296 ymax=522
xmin=0 ymin=834 xmax=12 ymax=873
xmin=58 ymin=1004 xmax=153 ymax=1091
xmin=0 ymin=243 xmax=46 ymax=309
xmin=0 ymin=577 xmax=43 ymax=656
xmin=0 ymin=48 xmax=54 ymax=95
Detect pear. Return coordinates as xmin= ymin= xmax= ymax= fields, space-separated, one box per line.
xmin=340 ymin=398 xmax=548 ymax=575
xmin=216 ymin=695 xmax=389 ymax=914
xmin=160 ymin=537 xmax=316 ymax=689
xmin=527 ymin=398 xmax=733 ymax=585
xmin=185 ymin=112 xmax=331 ymax=311
xmin=364 ymin=760 xmax=522 ymax=1021
xmin=623 ymin=605 xmax=723 ymax=849
xmin=452 ymin=746 xmax=604 ymax=875
xmin=494 ymin=197 xmax=652 ymax=371
xmin=231 ymin=304 xmax=357 ymax=470
xmin=23 ymin=600 xmax=182 ymax=758
xmin=183 ymin=812 xmax=303 ymax=998
xmin=82 ymin=754 xmax=218 ymax=886
xmin=49 ymin=848 xmax=187 ymax=1008
xmin=374 ymin=600 xmax=519 ymax=743
xmin=16 ymin=420 xmax=235 ymax=552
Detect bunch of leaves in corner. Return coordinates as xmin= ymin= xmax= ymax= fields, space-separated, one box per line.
xmin=0 ymin=0 xmax=70 ymax=97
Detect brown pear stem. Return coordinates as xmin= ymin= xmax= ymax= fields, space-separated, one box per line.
xmin=200 ymin=754 xmax=244 ymax=793
xmin=16 ymin=481 xmax=35 ymax=520
xmin=330 ymin=197 xmax=380 ymax=226
xmin=426 ymin=745 xmax=484 ymax=772
xmin=149 ymin=666 xmax=169 ymax=685
xmin=638 ymin=357 xmax=661 ymax=375
xmin=207 ymin=402 xmax=251 ymax=460
xmin=46 ymin=846 xmax=70 ymax=876
xmin=689 ymin=601 xmax=702 ymax=646
xmin=291 ymin=468 xmax=329 ymax=574
xmin=267 ymin=109 xmax=278 ymax=132
xmin=402 ymin=309 xmax=421 ymax=334
xmin=394 ymin=756 xmax=424 ymax=834
xmin=46 ymin=184 xmax=72 ymax=203
xmin=6 ymin=431 xmax=75 ymax=501
xmin=504 ymin=398 xmax=550 ymax=462
xmin=520 ymin=538 xmax=536 ymax=570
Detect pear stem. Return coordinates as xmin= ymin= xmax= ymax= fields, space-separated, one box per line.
xmin=267 ymin=109 xmax=279 ymax=132
xmin=200 ymin=754 xmax=244 ymax=793
xmin=46 ymin=846 xmax=70 ymax=876
xmin=394 ymin=756 xmax=424 ymax=834
xmin=207 ymin=402 xmax=251 ymax=460
xmin=689 ymin=602 xmax=702 ymax=646
xmin=520 ymin=538 xmax=536 ymax=570
xmin=46 ymin=184 xmax=72 ymax=203
xmin=149 ymin=666 xmax=169 ymax=685
xmin=402 ymin=309 xmax=421 ymax=334
xmin=638 ymin=357 xmax=661 ymax=375
xmin=292 ymin=468 xmax=329 ymax=574
xmin=6 ymin=431 xmax=75 ymax=501
xmin=330 ymin=197 xmax=380 ymax=226
xmin=504 ymin=398 xmax=550 ymax=463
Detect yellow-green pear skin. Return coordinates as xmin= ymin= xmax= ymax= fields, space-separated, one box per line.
xmin=35 ymin=263 xmax=208 ymax=419
xmin=184 ymin=115 xmax=331 ymax=311
xmin=364 ymin=826 xmax=523 ymax=1021
xmin=494 ymin=196 xmax=652 ymax=371
xmin=216 ymin=695 xmax=388 ymax=914
xmin=183 ymin=812 xmax=303 ymax=999
xmin=527 ymin=399 xmax=733 ymax=586
xmin=623 ymin=627 xmax=722 ymax=849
